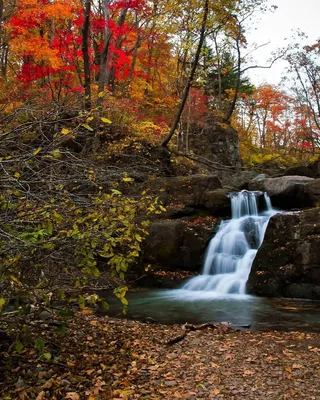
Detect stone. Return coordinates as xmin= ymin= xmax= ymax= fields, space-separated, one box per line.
xmin=249 ymin=175 xmax=314 ymax=209
xmin=283 ymin=160 xmax=320 ymax=178
xmin=147 ymin=175 xmax=230 ymax=217
xmin=142 ymin=220 xmax=217 ymax=272
xmin=39 ymin=310 xmax=51 ymax=321
xmin=188 ymin=121 xmax=242 ymax=168
xmin=247 ymin=208 xmax=320 ymax=299
xmin=300 ymin=178 xmax=320 ymax=207
xmin=219 ymin=170 xmax=261 ymax=190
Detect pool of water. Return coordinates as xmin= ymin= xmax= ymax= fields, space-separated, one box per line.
xmin=100 ymin=289 xmax=320 ymax=332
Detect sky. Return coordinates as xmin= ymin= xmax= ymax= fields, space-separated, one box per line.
xmin=245 ymin=0 xmax=320 ymax=86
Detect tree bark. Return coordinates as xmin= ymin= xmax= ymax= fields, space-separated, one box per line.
xmin=161 ymin=0 xmax=209 ymax=147
xmin=225 ymin=27 xmax=241 ymax=123
xmin=97 ymin=0 xmax=112 ymax=105
xmin=82 ymin=0 xmax=91 ymax=110
xmin=107 ymin=7 xmax=128 ymax=90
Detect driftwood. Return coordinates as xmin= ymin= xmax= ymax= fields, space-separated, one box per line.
xmin=166 ymin=322 xmax=219 ymax=346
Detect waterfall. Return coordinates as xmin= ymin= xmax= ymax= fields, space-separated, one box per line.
xmin=183 ymin=191 xmax=275 ymax=295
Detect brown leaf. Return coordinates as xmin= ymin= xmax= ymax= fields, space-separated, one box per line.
xmin=65 ymin=393 xmax=80 ymax=400
xmin=36 ymin=391 xmax=46 ymax=400
xmin=86 ymin=369 xmax=95 ymax=375
xmin=243 ymin=370 xmax=255 ymax=376
xmin=42 ymin=379 xmax=53 ymax=389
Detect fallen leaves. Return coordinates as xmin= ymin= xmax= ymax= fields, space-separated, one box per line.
xmin=1 ymin=313 xmax=320 ymax=400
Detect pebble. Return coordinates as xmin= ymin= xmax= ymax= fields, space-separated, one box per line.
xmin=165 ymin=380 xmax=177 ymax=386
xmin=39 ymin=311 xmax=51 ymax=321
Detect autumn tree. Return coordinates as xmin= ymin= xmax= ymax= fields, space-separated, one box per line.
xmin=285 ymin=42 xmax=320 ymax=149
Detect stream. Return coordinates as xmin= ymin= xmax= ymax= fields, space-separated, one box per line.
xmin=101 ymin=190 xmax=320 ymax=332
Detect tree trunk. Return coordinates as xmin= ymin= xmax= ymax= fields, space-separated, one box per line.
xmin=161 ymin=0 xmax=209 ymax=147
xmin=225 ymin=27 xmax=241 ymax=123
xmin=82 ymin=0 xmax=91 ymax=110
xmin=107 ymin=7 xmax=128 ymax=90
xmin=97 ymin=0 xmax=112 ymax=105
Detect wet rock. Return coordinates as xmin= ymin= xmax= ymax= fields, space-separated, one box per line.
xmin=247 ymin=208 xmax=320 ymax=299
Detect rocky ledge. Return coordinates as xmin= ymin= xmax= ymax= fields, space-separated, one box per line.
xmin=247 ymin=207 xmax=320 ymax=299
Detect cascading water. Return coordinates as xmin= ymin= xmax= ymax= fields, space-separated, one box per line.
xmin=183 ymin=191 xmax=275 ymax=295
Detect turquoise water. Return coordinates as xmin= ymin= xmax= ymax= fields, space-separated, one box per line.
xmin=100 ymin=289 xmax=320 ymax=332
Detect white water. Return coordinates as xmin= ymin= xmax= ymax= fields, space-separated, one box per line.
xmin=183 ymin=191 xmax=276 ymax=295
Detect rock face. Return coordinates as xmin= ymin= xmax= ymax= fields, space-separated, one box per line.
xmin=301 ymin=179 xmax=320 ymax=207
xmin=219 ymin=170 xmax=260 ymax=190
xmin=283 ymin=160 xmax=320 ymax=178
xmin=142 ymin=220 xmax=217 ymax=272
xmin=189 ymin=121 xmax=242 ymax=168
xmin=249 ymin=175 xmax=315 ymax=209
xmin=247 ymin=208 xmax=320 ymax=299
xmin=148 ymin=174 xmax=230 ymax=217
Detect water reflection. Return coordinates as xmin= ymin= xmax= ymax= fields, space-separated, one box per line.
xmin=100 ymin=289 xmax=320 ymax=332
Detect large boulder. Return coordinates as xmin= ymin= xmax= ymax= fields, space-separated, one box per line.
xmin=147 ymin=175 xmax=230 ymax=217
xmin=219 ymin=169 xmax=261 ymax=190
xmin=283 ymin=160 xmax=320 ymax=178
xmin=249 ymin=175 xmax=314 ymax=209
xmin=188 ymin=121 xmax=242 ymax=168
xmin=300 ymin=179 xmax=320 ymax=207
xmin=247 ymin=208 xmax=320 ymax=299
xmin=142 ymin=219 xmax=217 ymax=272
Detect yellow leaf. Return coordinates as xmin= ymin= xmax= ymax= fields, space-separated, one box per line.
xmin=87 ymin=116 xmax=94 ymax=122
xmin=122 ymin=177 xmax=134 ymax=182
xmin=10 ymin=275 xmax=22 ymax=286
xmin=81 ymin=123 xmax=93 ymax=131
xmin=14 ymin=172 xmax=21 ymax=179
xmin=101 ymin=117 xmax=112 ymax=124
xmin=52 ymin=212 xmax=63 ymax=221
xmin=33 ymin=147 xmax=41 ymax=155
xmin=67 ymin=361 xmax=75 ymax=367
xmin=0 ymin=298 xmax=5 ymax=311
xmin=61 ymin=128 xmax=70 ymax=135
xmin=52 ymin=149 xmax=62 ymax=159
xmin=98 ymin=91 xmax=104 ymax=98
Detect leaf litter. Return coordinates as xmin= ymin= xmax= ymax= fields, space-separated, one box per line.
xmin=1 ymin=312 xmax=320 ymax=399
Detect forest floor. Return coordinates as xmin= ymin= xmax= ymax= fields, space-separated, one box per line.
xmin=1 ymin=311 xmax=320 ymax=400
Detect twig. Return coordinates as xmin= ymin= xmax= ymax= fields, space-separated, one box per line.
xmin=166 ymin=322 xmax=218 ymax=346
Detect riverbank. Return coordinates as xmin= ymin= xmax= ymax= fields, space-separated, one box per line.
xmin=1 ymin=312 xmax=319 ymax=399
